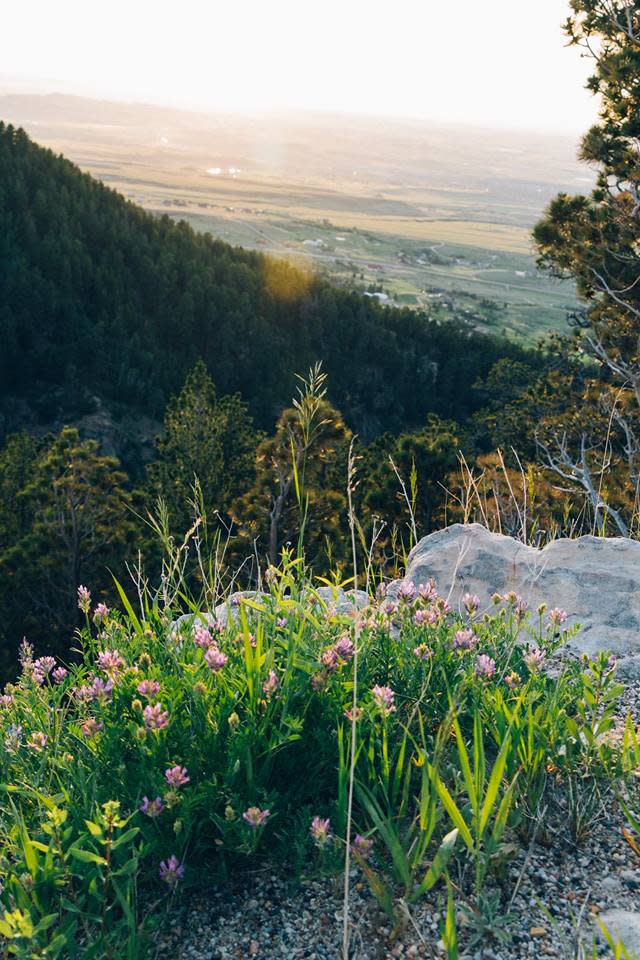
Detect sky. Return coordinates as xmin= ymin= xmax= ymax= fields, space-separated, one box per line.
xmin=3 ymin=0 xmax=598 ymax=133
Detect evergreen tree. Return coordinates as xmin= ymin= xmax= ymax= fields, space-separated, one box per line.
xmin=0 ymin=427 xmax=135 ymax=656
xmin=533 ymin=1 xmax=640 ymax=534
xmin=147 ymin=361 xmax=259 ymax=535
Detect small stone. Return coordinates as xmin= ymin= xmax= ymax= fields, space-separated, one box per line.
xmin=621 ymin=869 xmax=640 ymax=889
xmin=529 ymin=927 xmax=546 ymax=938
xmin=249 ymin=941 xmax=259 ymax=955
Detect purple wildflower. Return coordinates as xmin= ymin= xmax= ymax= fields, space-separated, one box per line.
xmin=52 ymin=667 xmax=68 ymax=684
xmin=5 ymin=724 xmax=22 ymax=752
xmin=0 ymin=694 xmax=13 ymax=708
xmin=418 ymin=579 xmax=438 ymax=602
xmin=334 ymin=635 xmax=355 ymax=662
xmin=276 ymin=617 xmax=287 ymax=629
xmin=397 ymin=582 xmax=416 ymax=603
xmin=371 ymin=685 xmax=396 ymax=716
xmin=140 ymin=795 xmax=164 ymax=818
xmin=159 ymin=855 xmax=184 ymax=886
xmin=143 ymin=703 xmax=169 ymax=730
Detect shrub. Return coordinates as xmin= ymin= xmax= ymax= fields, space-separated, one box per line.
xmin=0 ymin=566 xmax=631 ymax=955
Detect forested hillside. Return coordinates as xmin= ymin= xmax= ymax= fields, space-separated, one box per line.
xmin=0 ymin=122 xmax=541 ymax=447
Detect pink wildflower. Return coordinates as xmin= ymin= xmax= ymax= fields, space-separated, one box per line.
xmin=321 ymin=647 xmax=339 ymax=672
xmin=353 ymin=834 xmax=374 ymax=859
xmin=524 ymin=648 xmax=545 ymax=672
xmin=418 ymin=579 xmax=438 ymax=602
xmin=93 ymin=603 xmax=110 ymax=624
xmin=165 ymin=765 xmax=190 ymax=788
xmin=475 ymin=654 xmax=496 ymax=679
xmin=371 ymin=685 xmax=396 ymax=716
xmin=310 ymin=816 xmax=332 ymax=848
xmin=137 ymin=679 xmax=160 ymax=697
xmin=397 ymin=582 xmax=416 ymax=602
xmin=242 ymin=806 xmax=270 ymax=829
xmin=549 ymin=608 xmax=568 ymax=627
xmin=77 ymin=585 xmax=91 ymax=614
xmin=262 ymin=670 xmax=278 ymax=697
xmin=0 ymin=694 xmax=13 ymax=708
xmin=27 ymin=731 xmax=47 ymax=751
xmin=81 ymin=718 xmax=104 ymax=738
xmin=413 ymin=643 xmax=432 ymax=661
xmin=34 ymin=656 xmax=56 ymax=677
xmin=462 ymin=593 xmax=480 ymax=615
xmin=97 ymin=650 xmax=124 ymax=676
xmin=344 ymin=705 xmax=364 ymax=722
xmin=454 ymin=629 xmax=476 ymax=651
xmin=194 ymin=627 xmax=212 ymax=649
xmin=204 ymin=647 xmax=228 ymax=672
xmin=143 ymin=703 xmax=169 ymax=730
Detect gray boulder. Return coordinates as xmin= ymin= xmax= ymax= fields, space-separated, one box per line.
xmin=170 ymin=586 xmax=368 ymax=634
xmin=394 ymin=523 xmax=640 ymax=663
xmin=597 ymin=909 xmax=640 ymax=957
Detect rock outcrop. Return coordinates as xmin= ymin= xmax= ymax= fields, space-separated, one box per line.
xmin=394 ymin=523 xmax=640 ymax=672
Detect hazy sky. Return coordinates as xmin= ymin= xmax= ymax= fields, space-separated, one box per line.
xmin=5 ymin=0 xmax=598 ymax=133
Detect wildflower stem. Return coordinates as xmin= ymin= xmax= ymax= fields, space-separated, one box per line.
xmin=343 ymin=438 xmax=360 ymax=960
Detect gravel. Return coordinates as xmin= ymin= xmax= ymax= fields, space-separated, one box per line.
xmin=154 ymin=678 xmax=640 ymax=960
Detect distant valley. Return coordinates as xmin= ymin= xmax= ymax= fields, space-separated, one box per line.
xmin=0 ymin=93 xmax=590 ymax=340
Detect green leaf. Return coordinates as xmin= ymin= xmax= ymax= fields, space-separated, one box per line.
xmin=69 ymin=847 xmax=107 ymax=865
xmin=112 ymin=576 xmax=143 ymax=633
xmin=429 ymin=767 xmax=473 ymax=851
xmin=479 ymin=734 xmax=511 ymax=835
xmin=414 ymin=828 xmax=458 ymax=898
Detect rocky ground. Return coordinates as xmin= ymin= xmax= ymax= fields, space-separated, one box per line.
xmin=155 ymin=679 xmax=640 ymax=960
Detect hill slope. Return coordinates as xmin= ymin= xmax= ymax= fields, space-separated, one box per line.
xmin=0 ymin=122 xmax=542 ymax=445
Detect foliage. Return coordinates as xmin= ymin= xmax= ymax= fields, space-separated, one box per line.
xmin=0 ymin=552 xmax=631 ymax=956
